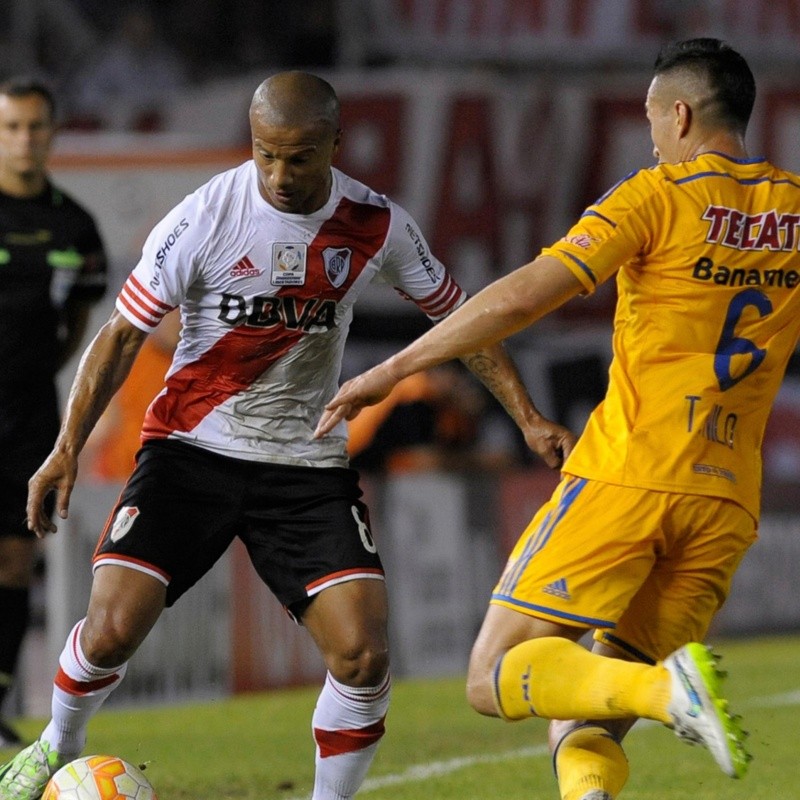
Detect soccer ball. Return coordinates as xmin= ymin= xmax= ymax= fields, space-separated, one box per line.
xmin=42 ymin=755 xmax=158 ymax=799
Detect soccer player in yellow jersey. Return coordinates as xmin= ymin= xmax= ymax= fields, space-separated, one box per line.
xmin=316 ymin=38 xmax=799 ymax=799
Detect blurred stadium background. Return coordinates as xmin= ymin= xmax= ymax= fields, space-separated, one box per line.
xmin=4 ymin=0 xmax=800 ymax=716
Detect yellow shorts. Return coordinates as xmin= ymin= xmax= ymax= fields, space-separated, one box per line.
xmin=491 ymin=475 xmax=757 ymax=663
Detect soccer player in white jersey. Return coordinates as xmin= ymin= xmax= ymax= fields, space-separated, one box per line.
xmin=0 ymin=72 xmax=574 ymax=800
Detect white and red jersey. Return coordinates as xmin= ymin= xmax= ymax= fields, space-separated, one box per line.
xmin=116 ymin=163 xmax=466 ymax=467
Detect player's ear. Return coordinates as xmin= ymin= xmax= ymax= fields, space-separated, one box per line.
xmin=332 ymin=128 xmax=342 ymax=157
xmin=675 ymin=100 xmax=691 ymax=138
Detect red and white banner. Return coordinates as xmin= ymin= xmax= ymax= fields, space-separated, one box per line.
xmin=340 ymin=0 xmax=800 ymax=66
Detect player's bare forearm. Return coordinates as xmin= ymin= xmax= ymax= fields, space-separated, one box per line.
xmin=460 ymin=343 xmax=578 ymax=469
xmin=27 ymin=311 xmax=147 ymax=536
xmin=459 ymin=343 xmax=528 ymax=414
xmin=55 ymin=311 xmax=146 ymax=456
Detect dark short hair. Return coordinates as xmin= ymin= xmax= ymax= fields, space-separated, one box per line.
xmin=0 ymin=76 xmax=56 ymax=119
xmin=654 ymin=38 xmax=755 ymax=133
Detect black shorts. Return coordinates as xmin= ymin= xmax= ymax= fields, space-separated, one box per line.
xmin=93 ymin=440 xmax=383 ymax=618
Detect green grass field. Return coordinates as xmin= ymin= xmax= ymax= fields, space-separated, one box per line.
xmin=3 ymin=634 xmax=798 ymax=799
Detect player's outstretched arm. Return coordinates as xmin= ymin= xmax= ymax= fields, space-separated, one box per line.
xmin=27 ymin=311 xmax=148 ymax=537
xmin=315 ymin=255 xmax=583 ymax=439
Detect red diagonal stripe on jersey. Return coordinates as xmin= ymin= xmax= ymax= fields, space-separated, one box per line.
xmin=309 ymin=196 xmax=390 ymax=291
xmin=143 ymin=196 xmax=390 ymax=437
xmin=143 ymin=322 xmax=311 ymax=437
xmin=314 ymin=717 xmax=386 ymax=758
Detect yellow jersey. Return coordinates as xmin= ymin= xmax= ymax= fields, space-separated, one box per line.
xmin=543 ymin=151 xmax=800 ymax=519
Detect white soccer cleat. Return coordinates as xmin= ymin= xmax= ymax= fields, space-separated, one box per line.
xmin=664 ymin=642 xmax=750 ymax=779
xmin=579 ymin=791 xmax=612 ymax=800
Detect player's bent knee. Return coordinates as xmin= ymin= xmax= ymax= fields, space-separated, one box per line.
xmin=81 ymin=631 xmax=135 ymax=668
xmin=465 ymin=647 xmax=501 ymax=716
xmin=81 ymin=628 xmax=136 ymax=667
xmin=465 ymin=673 xmax=497 ymax=716
xmin=327 ymin=644 xmax=389 ymax=687
xmin=81 ymin=614 xmax=141 ymax=667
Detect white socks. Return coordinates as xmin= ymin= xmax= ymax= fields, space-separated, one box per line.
xmin=39 ymin=621 xmax=390 ymax=800
xmin=41 ymin=620 xmax=128 ymax=759
xmin=311 ymin=671 xmax=391 ymax=800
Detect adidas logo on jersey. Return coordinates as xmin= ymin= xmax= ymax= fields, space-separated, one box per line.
xmin=230 ymin=256 xmax=261 ymax=277
xmin=542 ymin=578 xmax=571 ymax=600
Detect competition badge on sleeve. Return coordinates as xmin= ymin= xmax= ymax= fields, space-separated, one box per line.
xmin=271 ymin=243 xmax=307 ymax=286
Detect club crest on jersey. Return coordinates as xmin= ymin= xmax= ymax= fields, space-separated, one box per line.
xmin=109 ymin=506 xmax=140 ymax=542
xmin=271 ymin=243 xmax=307 ymax=286
xmin=322 ymin=247 xmax=352 ymax=288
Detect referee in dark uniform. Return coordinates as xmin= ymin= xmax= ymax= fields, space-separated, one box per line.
xmin=0 ymin=77 xmax=106 ymax=747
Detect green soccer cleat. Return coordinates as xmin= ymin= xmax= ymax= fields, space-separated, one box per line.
xmin=0 ymin=739 xmax=66 ymax=800
xmin=664 ymin=642 xmax=751 ymax=779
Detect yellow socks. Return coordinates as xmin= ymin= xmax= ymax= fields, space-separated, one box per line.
xmin=493 ymin=636 xmax=671 ymax=723
xmin=555 ymin=725 xmax=629 ymax=800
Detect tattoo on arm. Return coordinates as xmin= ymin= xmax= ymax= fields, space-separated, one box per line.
xmin=463 ymin=351 xmax=499 ymax=379
xmin=461 ymin=345 xmax=543 ymax=428
xmin=461 ymin=351 xmax=507 ymax=401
